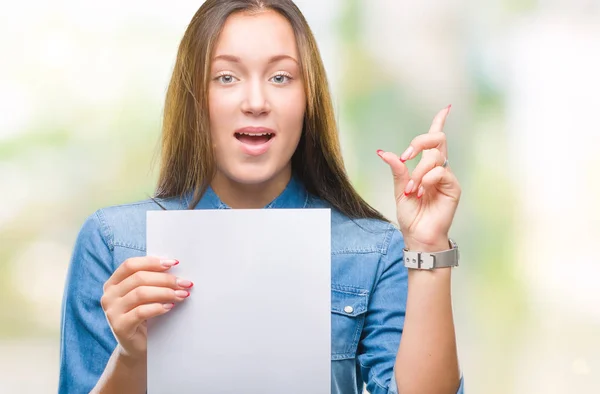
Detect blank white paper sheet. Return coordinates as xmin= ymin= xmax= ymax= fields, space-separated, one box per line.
xmin=146 ymin=208 xmax=331 ymax=394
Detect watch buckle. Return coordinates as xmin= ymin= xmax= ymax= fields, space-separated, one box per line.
xmin=404 ymin=251 xmax=436 ymax=270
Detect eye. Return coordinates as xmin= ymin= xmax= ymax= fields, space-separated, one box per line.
xmin=215 ymin=73 xmax=238 ymax=84
xmin=270 ymin=72 xmax=292 ymax=84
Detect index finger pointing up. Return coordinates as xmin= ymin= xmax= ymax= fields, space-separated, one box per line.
xmin=399 ymin=105 xmax=452 ymax=162
xmin=428 ymin=105 xmax=451 ymax=134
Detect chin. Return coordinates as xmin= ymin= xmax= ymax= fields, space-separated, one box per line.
xmin=222 ymin=163 xmax=286 ymax=186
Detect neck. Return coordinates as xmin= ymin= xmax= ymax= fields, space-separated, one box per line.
xmin=211 ymin=166 xmax=292 ymax=209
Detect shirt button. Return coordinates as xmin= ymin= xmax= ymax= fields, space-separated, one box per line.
xmin=344 ymin=305 xmax=354 ymax=314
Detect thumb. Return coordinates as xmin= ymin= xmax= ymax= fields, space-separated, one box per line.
xmin=377 ymin=150 xmax=410 ymax=199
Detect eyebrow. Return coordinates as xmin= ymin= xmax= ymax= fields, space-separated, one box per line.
xmin=212 ymin=54 xmax=299 ymax=65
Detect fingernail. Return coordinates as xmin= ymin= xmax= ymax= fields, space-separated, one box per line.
xmin=447 ymin=104 xmax=452 ymax=112
xmin=376 ymin=149 xmax=384 ymax=158
xmin=160 ymin=259 xmax=179 ymax=267
xmin=175 ymin=290 xmax=190 ymax=298
xmin=176 ymin=279 xmax=193 ymax=288
xmin=400 ymin=146 xmax=413 ymax=162
xmin=163 ymin=303 xmax=175 ymax=310
xmin=404 ymin=180 xmax=414 ymax=195
xmin=417 ymin=185 xmax=424 ymax=198
xmin=161 ymin=259 xmax=179 ymax=267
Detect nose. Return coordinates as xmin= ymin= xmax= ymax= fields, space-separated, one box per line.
xmin=241 ymin=79 xmax=270 ymax=116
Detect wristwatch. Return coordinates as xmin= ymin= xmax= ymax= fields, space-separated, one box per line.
xmin=403 ymin=238 xmax=459 ymax=269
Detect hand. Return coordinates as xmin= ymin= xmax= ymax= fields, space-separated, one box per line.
xmin=377 ymin=105 xmax=461 ymax=251
xmin=100 ymin=256 xmax=194 ymax=360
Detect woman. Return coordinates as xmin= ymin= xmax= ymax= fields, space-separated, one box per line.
xmin=59 ymin=0 xmax=464 ymax=393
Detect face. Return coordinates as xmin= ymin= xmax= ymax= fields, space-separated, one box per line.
xmin=208 ymin=10 xmax=306 ymax=188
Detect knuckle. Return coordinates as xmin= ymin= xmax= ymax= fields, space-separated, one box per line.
xmin=424 ymin=167 xmax=439 ymax=180
xmin=100 ymin=294 xmax=109 ymax=310
xmin=105 ymin=310 xmax=115 ymax=324
xmin=122 ymin=258 xmax=134 ymax=272
xmin=167 ymin=275 xmax=178 ymax=289
xmin=132 ymin=271 xmax=145 ymax=285
xmin=133 ymin=307 xmax=144 ymax=322
xmin=424 ymin=169 xmax=438 ymax=182
xmin=136 ymin=305 xmax=156 ymax=321
xmin=411 ymin=168 xmax=423 ymax=180
xmin=133 ymin=286 xmax=148 ymax=301
xmin=411 ymin=170 xmax=423 ymax=181
xmin=166 ymin=287 xmax=177 ymax=299
xmin=104 ymin=306 xmax=116 ymax=323
xmin=411 ymin=135 xmax=424 ymax=147
xmin=157 ymin=271 xmax=175 ymax=287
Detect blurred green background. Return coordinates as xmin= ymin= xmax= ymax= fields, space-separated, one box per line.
xmin=1 ymin=0 xmax=599 ymax=392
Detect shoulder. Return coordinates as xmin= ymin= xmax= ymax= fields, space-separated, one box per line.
xmin=306 ymin=195 xmax=403 ymax=256
xmin=90 ymin=195 xmax=187 ymax=252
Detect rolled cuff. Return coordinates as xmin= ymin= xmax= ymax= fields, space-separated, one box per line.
xmin=387 ymin=365 xmax=464 ymax=394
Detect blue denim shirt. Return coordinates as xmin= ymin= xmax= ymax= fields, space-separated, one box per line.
xmin=59 ymin=176 xmax=464 ymax=393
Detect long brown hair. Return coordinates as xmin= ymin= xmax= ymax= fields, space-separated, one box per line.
xmin=155 ymin=0 xmax=387 ymax=222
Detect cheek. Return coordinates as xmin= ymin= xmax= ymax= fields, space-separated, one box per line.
xmin=277 ymin=89 xmax=306 ymax=132
xmin=208 ymin=90 xmax=236 ymax=140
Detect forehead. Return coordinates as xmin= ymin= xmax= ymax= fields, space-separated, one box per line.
xmin=214 ymin=10 xmax=299 ymax=60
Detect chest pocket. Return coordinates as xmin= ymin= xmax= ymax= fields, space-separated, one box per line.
xmin=331 ymin=284 xmax=370 ymax=360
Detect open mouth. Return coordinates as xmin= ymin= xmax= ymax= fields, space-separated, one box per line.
xmin=234 ymin=132 xmax=274 ymax=145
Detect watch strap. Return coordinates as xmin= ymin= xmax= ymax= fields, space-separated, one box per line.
xmin=403 ymin=239 xmax=459 ymax=269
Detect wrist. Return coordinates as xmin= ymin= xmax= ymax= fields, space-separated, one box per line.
xmin=116 ymin=345 xmax=146 ymax=370
xmin=404 ymin=237 xmax=450 ymax=253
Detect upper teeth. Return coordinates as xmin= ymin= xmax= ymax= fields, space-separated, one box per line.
xmin=238 ymin=132 xmax=272 ymax=136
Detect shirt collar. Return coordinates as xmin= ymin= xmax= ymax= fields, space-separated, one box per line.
xmin=184 ymin=175 xmax=309 ymax=210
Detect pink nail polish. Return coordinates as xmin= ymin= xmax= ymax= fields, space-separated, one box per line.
xmin=447 ymin=104 xmax=452 ymax=112
xmin=160 ymin=259 xmax=179 ymax=267
xmin=175 ymin=290 xmax=190 ymax=298
xmin=417 ymin=186 xmax=424 ymax=198
xmin=404 ymin=180 xmax=414 ymax=195
xmin=400 ymin=146 xmax=413 ymax=162
xmin=376 ymin=149 xmax=384 ymax=157
xmin=163 ymin=303 xmax=174 ymax=310
xmin=176 ymin=279 xmax=194 ymax=288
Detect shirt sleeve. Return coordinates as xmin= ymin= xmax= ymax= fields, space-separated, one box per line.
xmin=387 ymin=364 xmax=465 ymax=393
xmin=59 ymin=210 xmax=117 ymax=394
xmin=356 ymin=227 xmax=465 ymax=394
xmin=356 ymin=228 xmax=408 ymax=394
